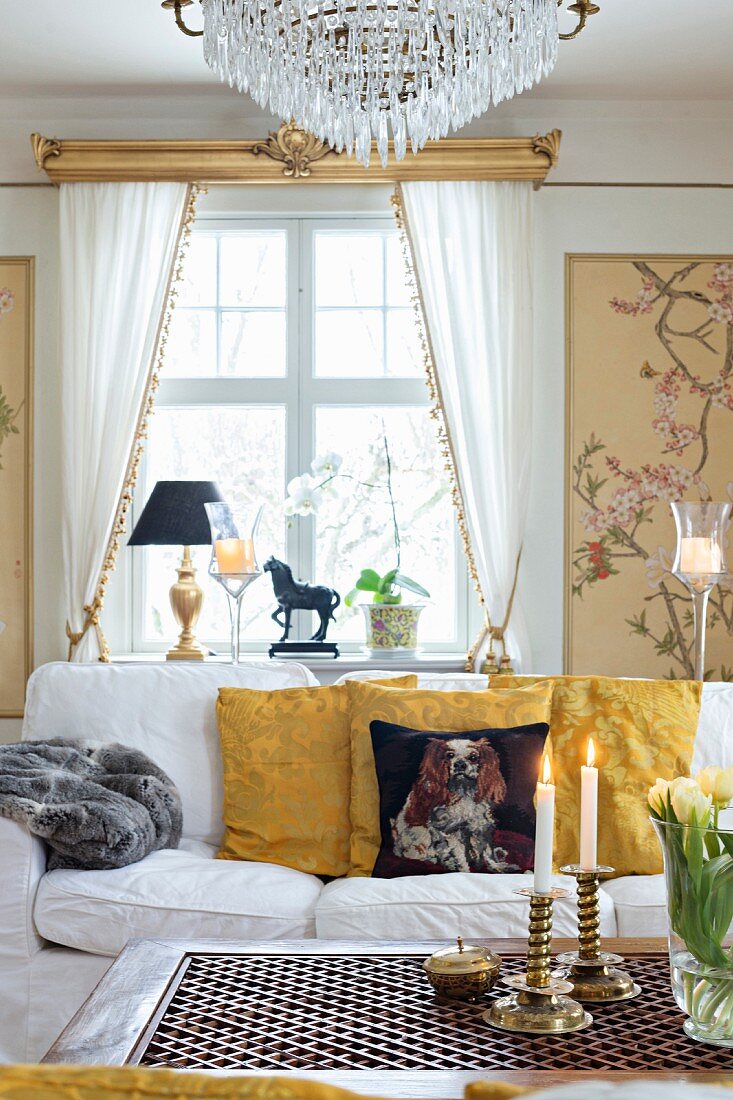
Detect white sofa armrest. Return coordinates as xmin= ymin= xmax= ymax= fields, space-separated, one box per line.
xmin=0 ymin=816 xmax=47 ymax=963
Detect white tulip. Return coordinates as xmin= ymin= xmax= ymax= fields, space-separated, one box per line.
xmin=669 ymin=776 xmax=712 ymax=827
xmin=695 ymin=765 xmax=733 ymax=809
xmin=648 ymin=777 xmax=671 ymax=816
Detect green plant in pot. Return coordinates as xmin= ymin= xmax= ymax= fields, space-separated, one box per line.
xmin=284 ymin=433 xmax=430 ymax=655
xmin=343 ymin=436 xmax=430 ymax=656
xmin=345 ymin=567 xmax=430 ymax=656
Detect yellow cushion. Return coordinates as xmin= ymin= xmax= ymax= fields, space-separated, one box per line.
xmin=491 ymin=674 xmax=702 ymax=877
xmin=216 ymin=676 xmax=417 ymax=877
xmin=465 ymin=1086 xmax=532 ymax=1100
xmin=0 ymin=1066 xmax=388 ymax=1099
xmin=347 ymin=680 xmax=554 ymax=876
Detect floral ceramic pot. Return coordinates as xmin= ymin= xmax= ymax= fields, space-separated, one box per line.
xmin=362 ymin=604 xmax=424 ymax=658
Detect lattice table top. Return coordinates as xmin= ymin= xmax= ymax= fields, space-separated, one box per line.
xmin=139 ymin=952 xmax=730 ymax=1073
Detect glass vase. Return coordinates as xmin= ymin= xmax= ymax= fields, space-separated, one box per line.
xmin=205 ymin=502 xmax=264 ymax=663
xmin=653 ymin=817 xmax=733 ymax=1046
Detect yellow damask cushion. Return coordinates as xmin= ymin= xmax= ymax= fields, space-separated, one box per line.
xmin=216 ymin=676 xmax=417 ymax=877
xmin=491 ymin=674 xmax=702 ymax=877
xmin=347 ymin=680 xmax=554 ymax=876
xmin=0 ymin=1067 xmax=389 ymax=1100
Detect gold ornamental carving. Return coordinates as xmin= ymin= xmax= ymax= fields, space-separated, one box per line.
xmin=30 ymin=129 xmax=562 ymax=185
xmin=252 ymin=122 xmax=336 ymax=179
xmin=31 ymin=133 xmax=61 ymax=172
xmin=531 ymin=128 xmax=562 ymax=170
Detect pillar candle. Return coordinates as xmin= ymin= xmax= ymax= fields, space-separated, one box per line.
xmin=580 ymin=738 xmax=598 ymax=871
xmin=534 ymin=753 xmax=555 ymax=894
xmin=679 ymin=537 xmax=722 ymax=574
xmin=215 ymin=538 xmax=255 ymax=574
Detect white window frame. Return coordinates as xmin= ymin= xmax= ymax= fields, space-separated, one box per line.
xmin=106 ymin=211 xmax=479 ymax=657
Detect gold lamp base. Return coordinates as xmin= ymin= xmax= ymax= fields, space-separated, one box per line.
xmin=166 ymin=545 xmax=206 ymax=661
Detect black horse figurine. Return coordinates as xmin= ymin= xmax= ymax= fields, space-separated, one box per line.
xmin=264 ymin=557 xmax=341 ymax=643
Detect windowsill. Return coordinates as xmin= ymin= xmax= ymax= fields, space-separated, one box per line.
xmin=109 ymin=652 xmax=469 ymax=674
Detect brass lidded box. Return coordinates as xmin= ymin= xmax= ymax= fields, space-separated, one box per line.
xmin=423 ymin=937 xmax=501 ymax=1002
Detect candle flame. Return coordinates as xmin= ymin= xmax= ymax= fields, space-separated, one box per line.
xmin=540 ymin=753 xmax=552 ymax=785
xmin=587 ymin=738 xmax=595 ymax=768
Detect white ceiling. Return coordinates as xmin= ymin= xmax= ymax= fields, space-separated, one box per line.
xmin=1 ymin=0 xmax=732 ymax=102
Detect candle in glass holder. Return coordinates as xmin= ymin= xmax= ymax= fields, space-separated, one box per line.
xmin=534 ymin=752 xmax=555 ymax=894
xmin=580 ymin=738 xmax=598 ymax=871
xmin=215 ymin=538 xmax=255 ymax=574
xmin=679 ymin=537 xmax=722 ymax=574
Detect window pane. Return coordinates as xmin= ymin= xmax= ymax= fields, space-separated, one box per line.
xmin=315 ymin=233 xmax=383 ymax=307
xmin=140 ymin=406 xmax=287 ymax=645
xmin=315 ymin=310 xmax=384 ymax=377
xmin=220 ymin=311 xmax=286 ymax=377
xmin=386 ymin=309 xmax=422 ymax=377
xmin=165 ymin=310 xmax=217 ymax=378
xmin=179 ymin=235 xmax=218 ymax=307
xmin=219 ymin=234 xmax=286 ymax=308
xmin=313 ymin=407 xmax=456 ymax=644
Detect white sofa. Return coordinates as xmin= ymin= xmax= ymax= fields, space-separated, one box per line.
xmin=2 ymin=661 xmax=732 ymax=1064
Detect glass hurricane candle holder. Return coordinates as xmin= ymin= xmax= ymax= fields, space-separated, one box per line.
xmin=205 ymin=502 xmax=264 ymax=663
xmin=671 ymin=501 xmax=731 ymax=680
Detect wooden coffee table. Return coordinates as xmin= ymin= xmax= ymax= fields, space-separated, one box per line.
xmin=43 ymin=938 xmax=731 ymax=1094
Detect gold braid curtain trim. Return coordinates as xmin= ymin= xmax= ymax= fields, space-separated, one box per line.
xmin=66 ymin=182 xmax=204 ymax=662
xmin=390 ymin=184 xmax=521 ymax=674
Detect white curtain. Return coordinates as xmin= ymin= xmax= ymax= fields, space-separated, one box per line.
xmin=401 ymin=181 xmax=534 ymax=670
xmin=60 ymin=182 xmax=190 ymax=661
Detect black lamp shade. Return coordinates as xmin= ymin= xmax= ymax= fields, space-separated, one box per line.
xmin=128 ymin=481 xmax=226 ymax=547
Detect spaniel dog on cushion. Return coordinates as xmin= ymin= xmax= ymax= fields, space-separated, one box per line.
xmin=391 ymin=737 xmax=515 ymax=873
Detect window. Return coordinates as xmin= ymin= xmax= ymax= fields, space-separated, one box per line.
xmin=124 ymin=214 xmax=476 ymax=655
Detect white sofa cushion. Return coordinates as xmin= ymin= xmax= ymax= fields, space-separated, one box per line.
xmin=33 ymin=840 xmax=323 ymax=956
xmin=22 ymin=660 xmax=318 ymax=846
xmin=315 ymin=873 xmax=617 ymax=940
xmin=693 ymin=681 xmax=733 ymax=772
xmin=599 ymin=875 xmax=667 ymax=938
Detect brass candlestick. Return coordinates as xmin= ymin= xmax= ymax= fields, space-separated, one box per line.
xmin=555 ymin=865 xmax=640 ymax=1002
xmin=485 ymin=888 xmax=592 ymax=1034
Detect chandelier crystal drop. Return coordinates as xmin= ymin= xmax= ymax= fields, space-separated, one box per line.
xmin=201 ymin=0 xmax=560 ymax=168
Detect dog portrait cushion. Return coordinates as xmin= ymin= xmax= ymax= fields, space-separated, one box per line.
xmin=491 ymin=674 xmax=702 ymax=877
xmin=347 ymin=680 xmax=554 ymax=876
xmin=370 ymin=721 xmax=549 ymax=878
xmin=216 ymin=675 xmax=417 ymax=877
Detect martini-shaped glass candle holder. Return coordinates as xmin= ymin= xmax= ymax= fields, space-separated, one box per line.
xmin=671 ymin=500 xmax=731 ymax=681
xmin=205 ymin=502 xmax=264 ymax=663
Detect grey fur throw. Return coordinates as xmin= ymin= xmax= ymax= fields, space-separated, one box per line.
xmin=0 ymin=740 xmax=182 ymax=870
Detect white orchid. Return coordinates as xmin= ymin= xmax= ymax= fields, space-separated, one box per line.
xmin=695 ymin=765 xmax=733 ymax=809
xmin=669 ymin=776 xmax=712 ymax=828
xmin=311 ymin=451 xmax=343 ymax=479
xmin=283 ymin=474 xmax=324 ymax=518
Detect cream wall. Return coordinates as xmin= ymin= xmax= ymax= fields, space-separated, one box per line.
xmin=1 ymin=105 xmax=732 ymax=740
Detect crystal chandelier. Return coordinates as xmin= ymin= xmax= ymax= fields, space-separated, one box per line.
xmin=167 ymin=0 xmax=598 ymax=168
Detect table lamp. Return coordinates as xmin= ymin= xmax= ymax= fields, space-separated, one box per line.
xmin=128 ymin=480 xmax=226 ymax=661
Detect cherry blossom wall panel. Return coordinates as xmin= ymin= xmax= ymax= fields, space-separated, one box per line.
xmin=565 ymin=254 xmax=733 ymax=680
xmin=0 ymin=258 xmax=33 ymax=715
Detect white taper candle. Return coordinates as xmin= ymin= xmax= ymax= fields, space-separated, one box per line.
xmin=534 ymin=753 xmax=555 ymax=894
xmin=580 ymin=738 xmax=598 ymax=871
